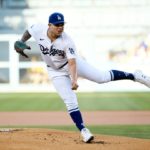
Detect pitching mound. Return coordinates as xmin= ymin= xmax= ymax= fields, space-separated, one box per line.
xmin=0 ymin=128 xmax=149 ymax=150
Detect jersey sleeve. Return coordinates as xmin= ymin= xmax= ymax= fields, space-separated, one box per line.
xmin=28 ymin=24 xmax=36 ymax=37
xmin=28 ymin=24 xmax=43 ymax=39
xmin=65 ymin=37 xmax=77 ymax=59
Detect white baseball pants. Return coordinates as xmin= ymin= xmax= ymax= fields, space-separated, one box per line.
xmin=51 ymin=56 xmax=111 ymax=111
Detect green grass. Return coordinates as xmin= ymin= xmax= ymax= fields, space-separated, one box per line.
xmin=0 ymin=93 xmax=65 ymax=111
xmin=0 ymin=93 xmax=149 ymax=140
xmin=0 ymin=92 xmax=150 ymax=111
xmin=1 ymin=125 xmax=150 ymax=139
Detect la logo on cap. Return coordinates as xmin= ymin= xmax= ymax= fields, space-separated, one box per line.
xmin=57 ymin=15 xmax=62 ymax=20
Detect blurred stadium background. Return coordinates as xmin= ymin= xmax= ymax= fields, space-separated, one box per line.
xmin=0 ymin=0 xmax=150 ymax=92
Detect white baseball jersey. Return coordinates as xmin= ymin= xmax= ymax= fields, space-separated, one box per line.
xmin=27 ymin=23 xmax=111 ymax=111
xmin=28 ymin=23 xmax=77 ymax=78
xmin=28 ymin=23 xmax=111 ymax=83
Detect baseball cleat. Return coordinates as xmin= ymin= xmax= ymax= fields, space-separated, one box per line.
xmin=81 ymin=128 xmax=94 ymax=143
xmin=134 ymin=70 xmax=150 ymax=88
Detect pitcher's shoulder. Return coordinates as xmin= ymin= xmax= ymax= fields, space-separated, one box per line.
xmin=29 ymin=23 xmax=47 ymax=32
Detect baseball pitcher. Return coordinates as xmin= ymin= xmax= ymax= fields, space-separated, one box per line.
xmin=14 ymin=12 xmax=150 ymax=143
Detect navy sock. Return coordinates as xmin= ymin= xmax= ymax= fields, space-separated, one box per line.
xmin=69 ymin=108 xmax=85 ymax=131
xmin=110 ymin=70 xmax=135 ymax=81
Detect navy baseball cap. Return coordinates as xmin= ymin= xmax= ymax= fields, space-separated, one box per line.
xmin=48 ymin=12 xmax=65 ymax=25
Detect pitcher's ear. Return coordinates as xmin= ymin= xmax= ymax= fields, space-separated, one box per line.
xmin=48 ymin=23 xmax=52 ymax=27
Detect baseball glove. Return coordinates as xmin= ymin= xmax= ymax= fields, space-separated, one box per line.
xmin=14 ymin=41 xmax=31 ymax=58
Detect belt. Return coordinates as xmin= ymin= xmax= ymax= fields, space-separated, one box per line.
xmin=47 ymin=61 xmax=68 ymax=69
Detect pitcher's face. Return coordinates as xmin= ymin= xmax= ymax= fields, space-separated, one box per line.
xmin=48 ymin=23 xmax=64 ymax=37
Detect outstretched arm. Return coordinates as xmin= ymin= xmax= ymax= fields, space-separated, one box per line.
xmin=21 ymin=30 xmax=31 ymax=42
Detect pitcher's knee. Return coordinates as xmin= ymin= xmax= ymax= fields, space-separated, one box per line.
xmin=98 ymin=71 xmax=112 ymax=83
xmin=65 ymin=102 xmax=79 ymax=113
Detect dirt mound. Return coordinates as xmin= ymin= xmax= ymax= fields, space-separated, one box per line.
xmin=0 ymin=128 xmax=149 ymax=150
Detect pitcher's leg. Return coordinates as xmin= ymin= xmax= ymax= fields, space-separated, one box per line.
xmin=77 ymin=58 xmax=150 ymax=88
xmin=52 ymin=76 xmax=85 ymax=131
xmin=110 ymin=70 xmax=134 ymax=81
xmin=77 ymin=57 xmax=112 ymax=83
xmin=52 ymin=75 xmax=94 ymax=142
xmin=77 ymin=57 xmax=134 ymax=83
xmin=111 ymin=70 xmax=150 ymax=88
